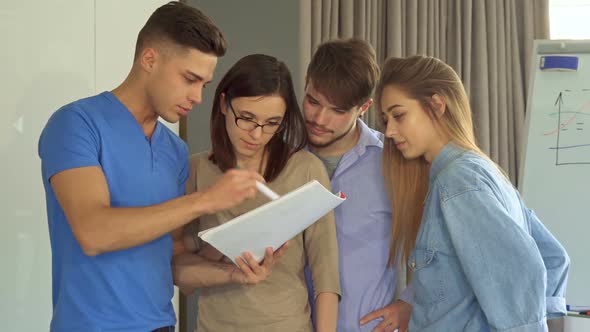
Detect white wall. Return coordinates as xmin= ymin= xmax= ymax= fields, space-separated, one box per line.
xmin=0 ymin=1 xmax=177 ymax=330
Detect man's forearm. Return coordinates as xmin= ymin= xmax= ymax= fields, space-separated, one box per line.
xmin=75 ymin=192 xmax=212 ymax=256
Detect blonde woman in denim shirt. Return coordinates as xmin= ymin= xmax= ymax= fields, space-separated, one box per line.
xmin=376 ymin=55 xmax=570 ymax=332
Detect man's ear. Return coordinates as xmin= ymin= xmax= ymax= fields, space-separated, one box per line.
xmin=431 ymin=94 xmax=446 ymax=118
xmin=139 ymin=47 xmax=159 ymax=73
xmin=358 ymin=98 xmax=373 ymax=117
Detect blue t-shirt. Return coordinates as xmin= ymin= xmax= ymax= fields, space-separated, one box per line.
xmin=38 ymin=91 xmax=188 ymax=332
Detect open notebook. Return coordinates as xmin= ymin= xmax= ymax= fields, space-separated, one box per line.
xmin=198 ymin=180 xmax=346 ymax=264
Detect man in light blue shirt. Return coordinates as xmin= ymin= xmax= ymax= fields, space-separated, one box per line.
xmin=303 ymin=38 xmax=412 ymax=331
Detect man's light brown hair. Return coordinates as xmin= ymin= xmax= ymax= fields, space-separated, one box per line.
xmin=306 ymin=38 xmax=379 ymax=110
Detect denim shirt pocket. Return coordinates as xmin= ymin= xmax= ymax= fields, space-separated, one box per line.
xmin=408 ymin=247 xmax=446 ymax=306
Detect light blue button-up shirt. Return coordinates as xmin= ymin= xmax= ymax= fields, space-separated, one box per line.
xmin=306 ymin=120 xmax=411 ymax=331
xmin=409 ymin=143 xmax=569 ymax=332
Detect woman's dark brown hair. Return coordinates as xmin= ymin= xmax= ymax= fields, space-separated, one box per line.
xmin=210 ymin=54 xmax=307 ymax=182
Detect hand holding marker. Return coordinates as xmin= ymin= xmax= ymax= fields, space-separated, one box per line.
xmin=234 ymin=165 xmax=280 ymax=201
xmin=236 ymin=166 xmax=345 ymax=201
xmin=255 ymin=181 xmax=280 ymax=200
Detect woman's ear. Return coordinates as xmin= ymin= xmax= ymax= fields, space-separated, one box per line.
xmin=220 ymin=93 xmax=227 ymax=115
xmin=431 ymin=94 xmax=446 ymax=118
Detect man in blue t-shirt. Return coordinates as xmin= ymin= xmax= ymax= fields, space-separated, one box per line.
xmin=38 ymin=3 xmax=285 ymax=331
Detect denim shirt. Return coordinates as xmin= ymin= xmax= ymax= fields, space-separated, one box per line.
xmin=409 ymin=143 xmax=569 ymax=332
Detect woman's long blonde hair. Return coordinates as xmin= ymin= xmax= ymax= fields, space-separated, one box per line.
xmin=376 ymin=55 xmax=488 ymax=265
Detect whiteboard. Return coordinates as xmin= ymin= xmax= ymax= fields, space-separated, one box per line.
xmin=520 ymin=40 xmax=590 ymax=307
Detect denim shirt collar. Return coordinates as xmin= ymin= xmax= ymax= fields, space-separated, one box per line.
xmin=429 ymin=142 xmax=466 ymax=185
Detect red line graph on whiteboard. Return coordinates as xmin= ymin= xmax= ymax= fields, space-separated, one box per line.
xmin=546 ymin=89 xmax=590 ymax=166
xmin=544 ymin=95 xmax=590 ymax=136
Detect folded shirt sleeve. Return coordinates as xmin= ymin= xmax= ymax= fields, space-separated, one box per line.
xmin=525 ymin=207 xmax=570 ymax=318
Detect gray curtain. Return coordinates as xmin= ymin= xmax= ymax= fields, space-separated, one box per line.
xmin=302 ymin=0 xmax=549 ymax=185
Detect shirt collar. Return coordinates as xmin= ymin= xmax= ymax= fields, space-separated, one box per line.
xmin=351 ymin=119 xmax=383 ymax=157
xmin=429 ymin=142 xmax=466 ymax=184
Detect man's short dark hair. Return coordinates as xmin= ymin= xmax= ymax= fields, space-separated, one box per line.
xmin=306 ymin=38 xmax=379 ymax=109
xmin=134 ymin=1 xmax=227 ymax=60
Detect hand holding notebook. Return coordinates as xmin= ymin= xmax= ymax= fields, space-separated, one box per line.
xmin=198 ymin=180 xmax=345 ymax=264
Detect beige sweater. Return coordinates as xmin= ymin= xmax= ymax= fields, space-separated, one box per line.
xmin=186 ymin=150 xmax=341 ymax=332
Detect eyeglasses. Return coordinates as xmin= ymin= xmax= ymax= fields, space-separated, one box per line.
xmin=227 ymin=100 xmax=282 ymax=134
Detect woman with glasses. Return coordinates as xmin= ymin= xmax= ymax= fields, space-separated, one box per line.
xmin=173 ymin=54 xmax=341 ymax=332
